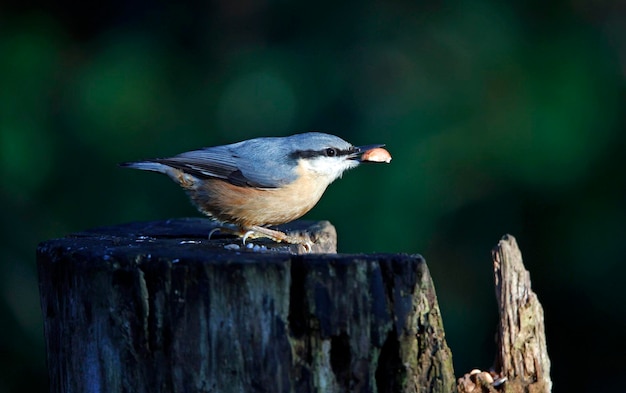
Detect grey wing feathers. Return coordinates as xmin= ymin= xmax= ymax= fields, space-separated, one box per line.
xmin=156 ymin=147 xmax=238 ymax=181
xmin=153 ymin=142 xmax=297 ymax=188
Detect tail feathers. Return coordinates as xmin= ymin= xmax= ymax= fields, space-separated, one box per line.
xmin=119 ymin=160 xmax=170 ymax=174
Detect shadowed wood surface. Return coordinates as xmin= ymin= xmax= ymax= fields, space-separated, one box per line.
xmin=37 ymin=219 xmax=455 ymax=393
xmin=77 ymin=217 xmax=338 ymax=254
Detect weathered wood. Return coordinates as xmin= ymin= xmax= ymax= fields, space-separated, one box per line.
xmin=37 ymin=218 xmax=455 ymax=393
xmin=457 ymin=235 xmax=552 ymax=393
xmin=493 ymin=235 xmax=551 ymax=392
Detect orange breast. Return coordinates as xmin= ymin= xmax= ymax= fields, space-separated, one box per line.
xmin=188 ymin=174 xmax=331 ymax=227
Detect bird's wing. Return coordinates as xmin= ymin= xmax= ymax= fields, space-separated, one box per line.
xmin=154 ymin=143 xmax=297 ymax=188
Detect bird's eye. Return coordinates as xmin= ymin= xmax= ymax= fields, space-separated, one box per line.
xmin=325 ymin=148 xmax=338 ymax=157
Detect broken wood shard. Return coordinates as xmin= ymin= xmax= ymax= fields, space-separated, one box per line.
xmin=493 ymin=235 xmax=552 ymax=393
xmin=457 ymin=234 xmax=552 ymax=393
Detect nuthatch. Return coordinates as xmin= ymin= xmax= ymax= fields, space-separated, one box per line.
xmin=120 ymin=132 xmax=391 ymax=246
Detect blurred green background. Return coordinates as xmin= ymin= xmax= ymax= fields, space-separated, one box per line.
xmin=1 ymin=0 xmax=625 ymax=391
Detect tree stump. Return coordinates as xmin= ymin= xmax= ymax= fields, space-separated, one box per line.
xmin=37 ymin=218 xmax=455 ymax=393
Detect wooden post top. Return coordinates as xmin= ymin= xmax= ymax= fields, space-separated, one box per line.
xmin=37 ymin=218 xmax=456 ymax=393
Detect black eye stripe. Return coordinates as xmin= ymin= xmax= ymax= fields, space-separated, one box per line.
xmin=292 ymin=147 xmax=354 ymax=159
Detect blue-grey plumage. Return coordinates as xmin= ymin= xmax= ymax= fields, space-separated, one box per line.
xmin=120 ymin=132 xmax=389 ymax=244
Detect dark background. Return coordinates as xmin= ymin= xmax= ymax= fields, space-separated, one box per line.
xmin=2 ymin=0 xmax=625 ymax=392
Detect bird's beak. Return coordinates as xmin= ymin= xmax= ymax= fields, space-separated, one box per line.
xmin=349 ymin=144 xmax=386 ymax=161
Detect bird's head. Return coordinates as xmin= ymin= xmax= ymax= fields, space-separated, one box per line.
xmin=286 ymin=132 xmax=385 ymax=182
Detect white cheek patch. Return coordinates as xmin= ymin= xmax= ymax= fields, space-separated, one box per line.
xmin=299 ymin=157 xmax=358 ymax=181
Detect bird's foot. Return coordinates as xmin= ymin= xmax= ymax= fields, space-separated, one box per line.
xmin=245 ymin=225 xmax=314 ymax=253
xmin=208 ymin=223 xmax=314 ymax=252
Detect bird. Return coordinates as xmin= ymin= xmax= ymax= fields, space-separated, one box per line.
xmin=120 ymin=132 xmax=390 ymax=247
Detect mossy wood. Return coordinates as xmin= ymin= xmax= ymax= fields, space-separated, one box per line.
xmin=37 ymin=218 xmax=455 ymax=393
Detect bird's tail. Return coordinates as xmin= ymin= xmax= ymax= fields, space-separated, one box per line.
xmin=119 ymin=160 xmax=170 ymax=174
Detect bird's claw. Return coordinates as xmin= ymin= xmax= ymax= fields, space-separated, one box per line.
xmin=241 ymin=230 xmax=256 ymax=245
xmin=207 ymin=227 xmax=222 ymax=240
xmin=244 ymin=225 xmax=314 ymax=253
